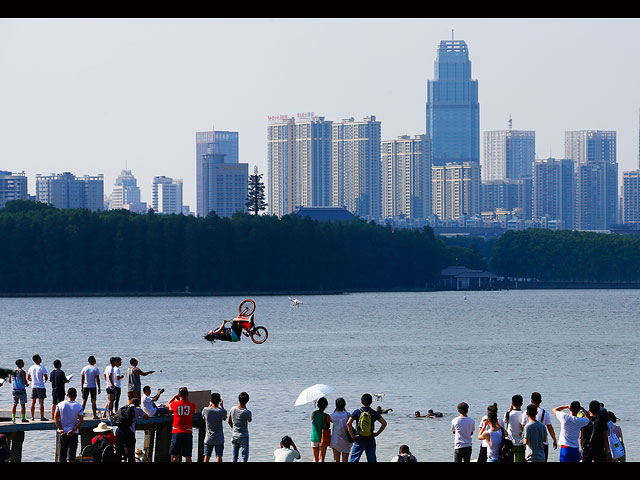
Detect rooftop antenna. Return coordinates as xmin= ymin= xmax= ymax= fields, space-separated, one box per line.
xmin=452 ymin=29 xmax=454 ymax=41
xmin=508 ymin=115 xmax=512 ymax=131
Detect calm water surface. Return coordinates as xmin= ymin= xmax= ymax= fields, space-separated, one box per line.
xmin=1 ymin=290 xmax=638 ymax=462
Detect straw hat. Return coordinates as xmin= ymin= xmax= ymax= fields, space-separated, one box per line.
xmin=93 ymin=422 xmax=113 ymax=433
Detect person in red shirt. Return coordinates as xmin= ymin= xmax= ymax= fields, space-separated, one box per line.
xmin=168 ymin=387 xmax=197 ymax=462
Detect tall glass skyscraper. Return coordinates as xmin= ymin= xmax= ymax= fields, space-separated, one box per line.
xmin=426 ymin=38 xmax=479 ymax=166
xmin=196 ymin=129 xmax=239 ymax=217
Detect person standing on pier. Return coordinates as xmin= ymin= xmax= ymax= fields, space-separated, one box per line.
xmin=8 ymin=359 xmax=29 ymax=424
xmin=228 ymin=392 xmax=252 ymax=462
xmin=49 ymin=360 xmax=70 ymax=421
xmin=81 ymin=356 xmax=102 ymax=420
xmin=112 ymin=357 xmax=124 ymax=412
xmin=27 ymin=354 xmax=48 ymax=421
xmin=103 ymin=357 xmax=117 ymax=417
xmin=167 ymin=387 xmax=197 ymax=462
xmin=126 ymin=358 xmax=154 ymax=404
xmin=114 ymin=398 xmax=148 ymax=462
xmin=54 ymin=387 xmax=84 ymax=462
xmin=202 ymin=392 xmax=227 ymax=462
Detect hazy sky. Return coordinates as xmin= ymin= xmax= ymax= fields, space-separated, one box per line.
xmin=2 ymin=18 xmax=640 ymax=208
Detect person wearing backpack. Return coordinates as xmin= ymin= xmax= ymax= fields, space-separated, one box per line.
xmin=346 ymin=393 xmax=387 ymax=462
xmin=391 ymin=444 xmax=417 ymax=462
xmin=91 ymin=422 xmax=117 ymax=462
xmin=580 ymin=400 xmax=610 ymax=463
xmin=114 ymin=398 xmax=148 ymax=462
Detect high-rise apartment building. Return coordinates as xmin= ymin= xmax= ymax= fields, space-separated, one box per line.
xmin=267 ymin=114 xmax=333 ymax=217
xmin=332 ymin=116 xmax=381 ymax=219
xmin=268 ymin=116 xmax=297 ymax=217
xmin=426 ymin=38 xmax=479 ymax=167
xmin=295 ymin=114 xmax=333 ymax=209
xmin=574 ymin=162 xmax=618 ymax=231
xmin=565 ymin=130 xmax=616 ymax=165
xmin=196 ymin=129 xmax=239 ymax=217
xmin=483 ymin=121 xmax=535 ymax=181
xmin=623 ymin=170 xmax=640 ymax=225
xmin=109 ymin=169 xmax=147 ymax=213
xmin=0 ymin=170 xmax=28 ymax=208
xmin=565 ymin=130 xmax=618 ymax=231
xmin=532 ymin=158 xmax=575 ymax=229
xmin=152 ymin=176 xmax=183 ymax=215
xmin=36 ymin=172 xmax=104 ymax=211
xmin=481 ymin=179 xmax=528 ymax=216
xmin=198 ymin=144 xmax=248 ymax=218
xmin=432 ymin=161 xmax=480 ymax=220
xmin=381 ymin=135 xmax=431 ymax=220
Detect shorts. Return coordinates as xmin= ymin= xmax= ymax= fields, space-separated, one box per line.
xmin=127 ymin=391 xmax=141 ymax=401
xmin=13 ymin=390 xmax=27 ymax=405
xmin=82 ymin=387 xmax=97 ymax=401
xmin=169 ymin=432 xmax=193 ymax=458
xmin=559 ymin=445 xmax=581 ymax=462
xmin=204 ymin=443 xmax=224 ymax=458
xmin=513 ymin=444 xmax=526 ymax=462
xmin=52 ymin=390 xmax=66 ymax=405
xmin=311 ymin=442 xmax=321 ymax=447
xmin=31 ymin=388 xmax=46 ymax=400
xmin=106 ymin=387 xmax=115 ymax=396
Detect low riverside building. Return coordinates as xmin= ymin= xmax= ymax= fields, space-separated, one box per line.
xmin=439 ymin=266 xmax=502 ymax=291
xmin=292 ymin=206 xmax=355 ymax=222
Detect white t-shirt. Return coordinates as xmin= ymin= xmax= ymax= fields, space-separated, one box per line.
xmin=28 ymin=364 xmax=48 ymax=389
xmin=479 ymin=415 xmax=504 ymax=447
xmin=104 ymin=365 xmax=122 ymax=388
xmin=142 ymin=394 xmax=157 ymax=416
xmin=56 ymin=400 xmax=84 ymax=433
xmin=274 ymin=447 xmax=300 ymax=462
xmin=451 ymin=416 xmax=475 ymax=449
xmin=504 ymin=409 xmax=526 ymax=445
xmin=555 ymin=410 xmax=590 ymax=448
xmin=521 ymin=407 xmax=553 ymax=445
xmin=81 ymin=365 xmax=100 ymax=388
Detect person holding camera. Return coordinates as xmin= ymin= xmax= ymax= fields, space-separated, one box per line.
xmin=141 ymin=385 xmax=168 ymax=416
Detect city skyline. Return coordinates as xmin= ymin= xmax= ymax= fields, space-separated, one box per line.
xmin=2 ymin=18 xmax=640 ymax=209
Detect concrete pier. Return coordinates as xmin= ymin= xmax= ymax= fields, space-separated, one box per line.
xmin=0 ymin=390 xmax=210 ymax=462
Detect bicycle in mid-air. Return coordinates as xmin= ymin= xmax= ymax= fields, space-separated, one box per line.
xmin=204 ymin=299 xmax=269 ymax=345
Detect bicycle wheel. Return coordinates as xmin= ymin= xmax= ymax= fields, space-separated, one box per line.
xmin=250 ymin=326 xmax=268 ymax=344
xmin=238 ymin=299 xmax=256 ymax=317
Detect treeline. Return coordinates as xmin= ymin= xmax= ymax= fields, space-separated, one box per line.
xmin=490 ymin=229 xmax=640 ymax=282
xmin=0 ymin=201 xmax=483 ymax=294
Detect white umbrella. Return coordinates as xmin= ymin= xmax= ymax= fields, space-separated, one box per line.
xmin=294 ymin=384 xmax=335 ymax=406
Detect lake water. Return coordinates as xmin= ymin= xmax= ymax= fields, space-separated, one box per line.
xmin=1 ymin=290 xmax=638 ymax=462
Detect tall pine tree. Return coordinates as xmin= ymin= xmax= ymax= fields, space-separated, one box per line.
xmin=246 ymin=166 xmax=267 ymax=215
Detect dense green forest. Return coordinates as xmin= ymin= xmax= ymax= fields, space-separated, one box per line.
xmin=490 ymin=229 xmax=640 ymax=282
xmin=0 ymin=201 xmax=484 ymax=294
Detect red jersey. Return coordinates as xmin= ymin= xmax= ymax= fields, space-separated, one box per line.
xmin=169 ymin=399 xmax=197 ymax=434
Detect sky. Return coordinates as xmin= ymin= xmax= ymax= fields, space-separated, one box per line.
xmin=2 ymin=18 xmax=640 ymax=209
